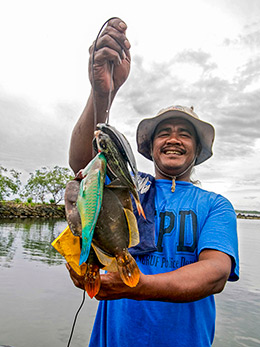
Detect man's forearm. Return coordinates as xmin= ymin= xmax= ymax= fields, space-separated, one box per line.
xmin=69 ymin=91 xmax=115 ymax=174
xmin=136 ymin=251 xmax=231 ymax=302
xmin=96 ymin=250 xmax=232 ymax=302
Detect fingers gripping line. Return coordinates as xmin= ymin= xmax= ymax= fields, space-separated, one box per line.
xmin=91 ymin=17 xmax=124 ymax=125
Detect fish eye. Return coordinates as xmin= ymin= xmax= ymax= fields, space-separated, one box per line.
xmin=99 ymin=140 xmax=107 ymax=150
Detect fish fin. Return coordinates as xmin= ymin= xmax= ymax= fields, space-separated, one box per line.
xmin=51 ymin=226 xmax=87 ymax=276
xmin=84 ymin=264 xmax=101 ymax=299
xmin=123 ymin=208 xmax=140 ymax=248
xmin=79 ymin=247 xmax=90 ymax=266
xmin=116 ymin=249 xmax=140 ymax=287
xmin=92 ymin=244 xmax=116 ymax=269
xmin=79 ymin=229 xmax=94 ymax=265
xmin=103 ymin=259 xmax=118 ymax=272
xmin=106 ymin=178 xmax=128 ymax=189
xmin=133 ymin=196 xmax=146 ymax=219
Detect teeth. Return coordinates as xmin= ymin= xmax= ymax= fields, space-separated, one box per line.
xmin=165 ymin=150 xmax=181 ymax=155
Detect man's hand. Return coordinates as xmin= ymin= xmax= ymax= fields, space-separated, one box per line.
xmin=95 ymin=271 xmax=144 ymax=301
xmin=66 ymin=263 xmax=144 ymax=300
xmin=88 ymin=18 xmax=131 ymax=95
xmin=66 ymin=263 xmax=85 ymax=290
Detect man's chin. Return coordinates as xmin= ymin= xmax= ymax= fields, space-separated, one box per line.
xmin=155 ymin=161 xmax=184 ymax=177
xmin=158 ymin=158 xmax=184 ymax=171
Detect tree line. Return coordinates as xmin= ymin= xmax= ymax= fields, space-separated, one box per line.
xmin=0 ymin=165 xmax=74 ymax=204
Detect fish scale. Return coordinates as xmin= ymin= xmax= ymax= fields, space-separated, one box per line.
xmin=77 ymin=153 xmax=106 ymax=265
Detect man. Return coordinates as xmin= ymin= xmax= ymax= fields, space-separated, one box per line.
xmin=66 ymin=18 xmax=239 ymax=347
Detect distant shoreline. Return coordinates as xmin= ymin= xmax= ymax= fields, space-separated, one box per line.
xmin=0 ymin=201 xmax=65 ymax=219
xmin=0 ymin=201 xmax=259 ymax=220
xmin=236 ymin=213 xmax=260 ymax=220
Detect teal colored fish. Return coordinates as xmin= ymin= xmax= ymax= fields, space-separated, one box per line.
xmin=77 ymin=152 xmax=107 ymax=265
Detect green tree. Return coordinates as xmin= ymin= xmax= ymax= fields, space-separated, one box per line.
xmin=0 ymin=166 xmax=22 ymax=200
xmin=24 ymin=167 xmax=48 ymax=203
xmin=45 ymin=166 xmax=73 ymax=204
xmin=24 ymin=166 xmax=73 ymax=204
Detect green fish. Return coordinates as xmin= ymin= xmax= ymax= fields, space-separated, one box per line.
xmin=77 ymin=152 xmax=107 ymax=265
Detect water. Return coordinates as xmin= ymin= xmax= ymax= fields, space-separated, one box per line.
xmin=213 ymin=219 xmax=260 ymax=347
xmin=0 ymin=219 xmax=98 ymax=347
xmin=0 ymin=219 xmax=260 ymax=346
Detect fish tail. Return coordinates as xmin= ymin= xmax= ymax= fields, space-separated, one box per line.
xmin=116 ymin=250 xmax=140 ymax=287
xmin=134 ymin=197 xmax=146 ymax=219
xmin=84 ymin=264 xmax=101 ymax=299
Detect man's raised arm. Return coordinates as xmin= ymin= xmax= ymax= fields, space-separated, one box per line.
xmin=69 ymin=18 xmax=131 ymax=174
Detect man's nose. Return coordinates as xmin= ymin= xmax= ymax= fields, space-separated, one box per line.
xmin=166 ymin=133 xmax=181 ymax=145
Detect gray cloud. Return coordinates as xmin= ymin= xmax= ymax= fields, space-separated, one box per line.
xmin=114 ymin=46 xmax=260 ymax=160
xmin=235 ymin=57 xmax=260 ymax=89
xmin=224 ymin=27 xmax=260 ymax=48
xmin=0 ymin=93 xmax=77 ymax=177
xmin=223 ymin=19 xmax=260 ymax=66
xmin=117 ymin=54 xmax=204 ymax=120
xmin=174 ymin=50 xmax=217 ymax=73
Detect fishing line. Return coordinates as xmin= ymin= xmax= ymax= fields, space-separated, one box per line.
xmin=66 ymin=289 xmax=86 ymax=347
xmin=91 ymin=16 xmax=122 ymax=127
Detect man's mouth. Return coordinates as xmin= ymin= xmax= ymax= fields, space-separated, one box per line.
xmin=161 ymin=148 xmax=185 ymax=156
xmin=165 ymin=150 xmax=182 ymax=155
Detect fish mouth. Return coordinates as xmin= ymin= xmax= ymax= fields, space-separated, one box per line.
xmin=94 ymin=130 xmax=101 ymax=138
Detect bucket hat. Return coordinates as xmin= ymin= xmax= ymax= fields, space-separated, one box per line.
xmin=136 ymin=105 xmax=215 ymax=165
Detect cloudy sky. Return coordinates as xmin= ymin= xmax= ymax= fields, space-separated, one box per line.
xmin=1 ymin=0 xmax=260 ymax=211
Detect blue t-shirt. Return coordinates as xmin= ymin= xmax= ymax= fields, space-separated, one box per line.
xmin=89 ymin=178 xmax=239 ymax=347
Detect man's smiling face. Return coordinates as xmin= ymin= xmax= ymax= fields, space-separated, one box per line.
xmin=151 ymin=118 xmax=198 ymax=180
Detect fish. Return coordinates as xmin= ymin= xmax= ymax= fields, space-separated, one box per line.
xmin=76 ymin=152 xmax=107 ymax=265
xmin=60 ymin=181 xmax=140 ymax=297
xmin=95 ymin=129 xmax=145 ymax=219
xmin=53 ymin=125 xmax=142 ymax=297
xmin=96 ymin=123 xmax=139 ymax=184
xmin=90 ymin=186 xmax=140 ymax=288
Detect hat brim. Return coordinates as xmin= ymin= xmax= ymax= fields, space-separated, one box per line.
xmin=136 ymin=109 xmax=215 ymax=165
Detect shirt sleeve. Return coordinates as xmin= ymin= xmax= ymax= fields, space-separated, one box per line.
xmin=197 ymin=195 xmax=239 ymax=281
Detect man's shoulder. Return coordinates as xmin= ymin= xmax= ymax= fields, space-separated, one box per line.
xmin=192 ymin=185 xmax=235 ymax=212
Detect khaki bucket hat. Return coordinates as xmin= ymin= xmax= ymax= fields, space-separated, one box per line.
xmin=136 ymin=105 xmax=215 ymax=165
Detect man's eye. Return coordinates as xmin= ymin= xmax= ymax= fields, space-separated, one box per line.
xmin=158 ymin=132 xmax=169 ymax=137
xmin=180 ymin=132 xmax=191 ymax=138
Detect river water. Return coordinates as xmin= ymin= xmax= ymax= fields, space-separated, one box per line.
xmin=0 ymin=218 xmax=259 ymax=347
